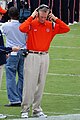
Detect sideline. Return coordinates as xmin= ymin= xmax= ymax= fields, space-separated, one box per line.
xmin=47 ymin=73 xmax=80 ymax=77
xmin=50 ymin=45 xmax=80 ymax=49
xmin=1 ymin=89 xmax=80 ymax=97
xmin=12 ymin=114 xmax=80 ymax=120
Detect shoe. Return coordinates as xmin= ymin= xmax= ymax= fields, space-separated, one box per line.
xmin=33 ymin=111 xmax=47 ymax=118
xmin=73 ymin=21 xmax=78 ymax=24
xmin=68 ymin=23 xmax=73 ymax=26
xmin=4 ymin=103 xmax=21 ymax=107
xmin=0 ymin=114 xmax=7 ymax=119
xmin=21 ymin=112 xmax=28 ymax=118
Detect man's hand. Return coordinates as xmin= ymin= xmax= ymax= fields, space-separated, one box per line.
xmin=12 ymin=46 xmax=20 ymax=52
xmin=48 ymin=13 xmax=58 ymax=21
xmin=31 ymin=9 xmax=38 ymax=18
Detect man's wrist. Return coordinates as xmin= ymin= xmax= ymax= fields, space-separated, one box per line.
xmin=31 ymin=15 xmax=35 ymax=19
xmin=53 ymin=17 xmax=58 ymax=22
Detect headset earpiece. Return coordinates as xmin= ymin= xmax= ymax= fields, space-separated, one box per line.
xmin=47 ymin=10 xmax=51 ymax=20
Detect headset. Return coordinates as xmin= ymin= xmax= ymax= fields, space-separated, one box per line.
xmin=36 ymin=4 xmax=49 ymax=11
xmin=36 ymin=4 xmax=51 ymax=20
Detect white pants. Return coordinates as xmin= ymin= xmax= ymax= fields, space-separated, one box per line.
xmin=0 ymin=65 xmax=4 ymax=89
xmin=22 ymin=53 xmax=49 ymax=113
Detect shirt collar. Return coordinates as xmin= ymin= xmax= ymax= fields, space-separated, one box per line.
xmin=10 ymin=19 xmax=19 ymax=22
xmin=35 ymin=19 xmax=47 ymax=26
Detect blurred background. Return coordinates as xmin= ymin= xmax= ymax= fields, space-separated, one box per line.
xmin=0 ymin=0 xmax=80 ymax=24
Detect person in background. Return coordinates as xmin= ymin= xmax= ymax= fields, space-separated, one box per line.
xmin=61 ymin=0 xmax=69 ymax=24
xmin=74 ymin=0 xmax=79 ymax=23
xmin=0 ymin=6 xmax=20 ymax=119
xmin=0 ymin=30 xmax=20 ymax=89
xmin=0 ymin=6 xmax=8 ymax=119
xmin=0 ymin=30 xmax=20 ymax=120
xmin=69 ymin=0 xmax=74 ymax=25
xmin=19 ymin=4 xmax=70 ymax=118
xmin=2 ymin=6 xmax=27 ymax=107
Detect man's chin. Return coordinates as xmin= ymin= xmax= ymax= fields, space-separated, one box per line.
xmin=41 ymin=21 xmax=45 ymax=23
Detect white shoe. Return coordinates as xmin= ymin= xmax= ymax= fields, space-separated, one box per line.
xmin=68 ymin=23 xmax=73 ymax=26
xmin=21 ymin=112 xmax=28 ymax=118
xmin=0 ymin=114 xmax=7 ymax=119
xmin=33 ymin=111 xmax=47 ymax=118
xmin=73 ymin=21 xmax=77 ymax=24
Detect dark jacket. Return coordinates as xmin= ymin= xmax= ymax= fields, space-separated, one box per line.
xmin=0 ymin=30 xmax=12 ymax=65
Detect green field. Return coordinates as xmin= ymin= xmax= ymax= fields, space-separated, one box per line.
xmin=0 ymin=23 xmax=80 ymax=119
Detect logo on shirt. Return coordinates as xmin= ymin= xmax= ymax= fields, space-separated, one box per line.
xmin=46 ymin=28 xmax=50 ymax=32
xmin=34 ymin=29 xmax=37 ymax=32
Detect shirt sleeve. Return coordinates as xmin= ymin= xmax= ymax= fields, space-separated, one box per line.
xmin=19 ymin=16 xmax=33 ymax=33
xmin=1 ymin=23 xmax=9 ymax=36
xmin=53 ymin=19 xmax=70 ymax=35
xmin=0 ymin=46 xmax=12 ymax=54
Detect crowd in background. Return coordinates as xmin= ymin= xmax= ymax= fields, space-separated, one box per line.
xmin=0 ymin=0 xmax=80 ymax=25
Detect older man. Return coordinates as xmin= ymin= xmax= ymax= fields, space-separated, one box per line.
xmin=19 ymin=4 xmax=70 ymax=118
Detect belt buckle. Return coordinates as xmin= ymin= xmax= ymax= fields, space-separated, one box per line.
xmin=38 ymin=51 xmax=42 ymax=55
xmin=43 ymin=52 xmax=48 ymax=55
xmin=38 ymin=52 xmax=47 ymax=55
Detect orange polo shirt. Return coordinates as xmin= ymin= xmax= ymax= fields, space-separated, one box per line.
xmin=19 ymin=16 xmax=70 ymax=52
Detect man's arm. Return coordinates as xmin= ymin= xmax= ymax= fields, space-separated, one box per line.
xmin=19 ymin=9 xmax=38 ymax=33
xmin=0 ymin=46 xmax=20 ymax=54
xmin=49 ymin=13 xmax=70 ymax=34
xmin=54 ymin=19 xmax=70 ymax=34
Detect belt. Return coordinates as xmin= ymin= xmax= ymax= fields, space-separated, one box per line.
xmin=28 ymin=50 xmax=48 ymax=55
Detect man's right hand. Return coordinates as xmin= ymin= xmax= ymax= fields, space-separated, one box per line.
xmin=31 ymin=9 xmax=38 ymax=18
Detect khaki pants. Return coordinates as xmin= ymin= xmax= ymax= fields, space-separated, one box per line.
xmin=22 ymin=53 xmax=49 ymax=113
xmin=0 ymin=65 xmax=4 ymax=89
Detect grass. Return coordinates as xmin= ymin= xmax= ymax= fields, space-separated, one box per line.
xmin=0 ymin=23 xmax=80 ymax=119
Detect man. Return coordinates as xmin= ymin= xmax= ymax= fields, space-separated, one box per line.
xmin=0 ymin=38 xmax=20 ymax=120
xmin=0 ymin=6 xmax=20 ymax=119
xmin=0 ymin=29 xmax=20 ymax=89
xmin=19 ymin=4 xmax=70 ymax=118
xmin=2 ymin=6 xmax=27 ymax=107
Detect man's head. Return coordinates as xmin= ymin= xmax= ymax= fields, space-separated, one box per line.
xmin=0 ymin=6 xmax=7 ymax=20
xmin=8 ymin=7 xmax=19 ymax=20
xmin=37 ymin=4 xmax=50 ymax=23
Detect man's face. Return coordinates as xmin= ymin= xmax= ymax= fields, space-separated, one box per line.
xmin=38 ymin=11 xmax=49 ymax=23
